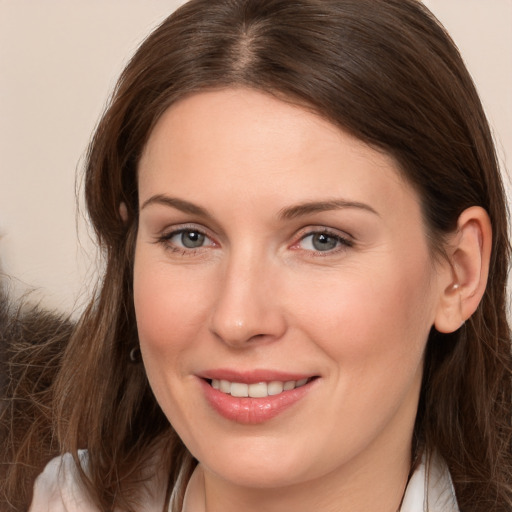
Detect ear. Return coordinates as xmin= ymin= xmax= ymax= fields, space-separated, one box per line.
xmin=434 ymin=206 xmax=492 ymax=333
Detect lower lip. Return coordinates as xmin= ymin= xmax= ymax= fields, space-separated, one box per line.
xmin=199 ymin=378 xmax=316 ymax=424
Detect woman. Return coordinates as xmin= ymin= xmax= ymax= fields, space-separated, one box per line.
xmin=14 ymin=0 xmax=512 ymax=510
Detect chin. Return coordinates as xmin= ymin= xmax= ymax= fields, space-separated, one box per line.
xmin=205 ymin=459 xmax=312 ymax=489
xmin=188 ymin=433 xmax=329 ymax=490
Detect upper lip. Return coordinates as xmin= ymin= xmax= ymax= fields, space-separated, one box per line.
xmin=197 ymin=368 xmax=317 ymax=384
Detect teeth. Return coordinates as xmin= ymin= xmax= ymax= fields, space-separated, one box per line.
xmin=219 ymin=380 xmax=231 ymax=393
xmin=231 ymin=382 xmax=249 ymax=397
xmin=248 ymin=382 xmax=267 ymax=398
xmin=267 ymin=381 xmax=284 ymax=396
xmin=210 ymin=378 xmax=310 ymax=397
xmin=283 ymin=381 xmax=295 ymax=391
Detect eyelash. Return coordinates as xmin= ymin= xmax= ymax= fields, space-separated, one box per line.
xmin=293 ymin=228 xmax=353 ymax=256
xmin=155 ymin=225 xmax=216 ymax=255
xmin=155 ymin=226 xmax=353 ymax=256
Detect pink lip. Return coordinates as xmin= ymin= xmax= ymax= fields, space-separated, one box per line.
xmin=198 ymin=370 xmax=318 ymax=424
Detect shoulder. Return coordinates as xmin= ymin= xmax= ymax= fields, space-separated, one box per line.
xmin=401 ymin=452 xmax=459 ymax=512
xmin=29 ymin=450 xmax=99 ymax=512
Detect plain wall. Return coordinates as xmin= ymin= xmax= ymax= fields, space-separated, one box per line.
xmin=0 ymin=1 xmax=511 ymax=313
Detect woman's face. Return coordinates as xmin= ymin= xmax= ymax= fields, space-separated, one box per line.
xmin=134 ymin=88 xmax=448 ymax=490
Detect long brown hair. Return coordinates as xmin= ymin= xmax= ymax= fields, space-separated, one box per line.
xmin=0 ymin=290 xmax=73 ymax=511
xmin=14 ymin=0 xmax=512 ymax=510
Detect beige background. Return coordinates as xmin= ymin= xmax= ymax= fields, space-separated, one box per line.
xmin=0 ymin=1 xmax=511 ymax=313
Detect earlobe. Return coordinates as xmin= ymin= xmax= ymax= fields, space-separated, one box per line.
xmin=434 ymin=206 xmax=492 ymax=333
xmin=119 ymin=202 xmax=129 ymax=223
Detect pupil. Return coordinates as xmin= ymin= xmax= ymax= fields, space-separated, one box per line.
xmin=312 ymin=233 xmax=337 ymax=251
xmin=181 ymin=231 xmax=205 ymax=248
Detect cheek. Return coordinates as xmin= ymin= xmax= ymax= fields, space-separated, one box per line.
xmin=291 ymin=259 xmax=434 ymax=442
xmin=132 ymin=248 xmax=219 ymax=429
xmin=133 ymin=250 xmax=212 ymax=373
xmin=291 ymin=256 xmax=436 ymax=372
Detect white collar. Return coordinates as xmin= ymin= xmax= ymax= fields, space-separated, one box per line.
xmin=400 ymin=452 xmax=459 ymax=512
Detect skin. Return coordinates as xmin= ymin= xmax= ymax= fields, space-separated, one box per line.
xmin=133 ymin=88 xmax=456 ymax=512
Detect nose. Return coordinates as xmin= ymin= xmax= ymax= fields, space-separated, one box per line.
xmin=209 ymin=252 xmax=287 ymax=348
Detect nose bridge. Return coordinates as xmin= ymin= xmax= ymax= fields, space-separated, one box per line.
xmin=209 ymin=243 xmax=285 ymax=347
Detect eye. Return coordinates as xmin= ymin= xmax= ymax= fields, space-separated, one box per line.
xmin=175 ymin=230 xmax=206 ymax=248
xmin=297 ymin=231 xmax=352 ymax=253
xmin=160 ymin=228 xmax=215 ymax=251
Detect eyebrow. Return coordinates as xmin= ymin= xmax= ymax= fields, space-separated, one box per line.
xmin=140 ymin=195 xmax=211 ymax=217
xmin=140 ymin=194 xmax=379 ymax=219
xmin=278 ymin=199 xmax=379 ymax=220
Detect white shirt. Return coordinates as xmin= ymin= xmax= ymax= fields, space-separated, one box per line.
xmin=30 ymin=450 xmax=459 ymax=512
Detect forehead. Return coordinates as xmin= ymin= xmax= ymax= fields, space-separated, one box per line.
xmin=140 ymin=88 xmax=354 ymax=169
xmin=138 ymin=87 xmax=418 ymax=221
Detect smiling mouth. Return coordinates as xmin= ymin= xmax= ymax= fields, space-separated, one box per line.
xmin=207 ymin=377 xmax=314 ymax=398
